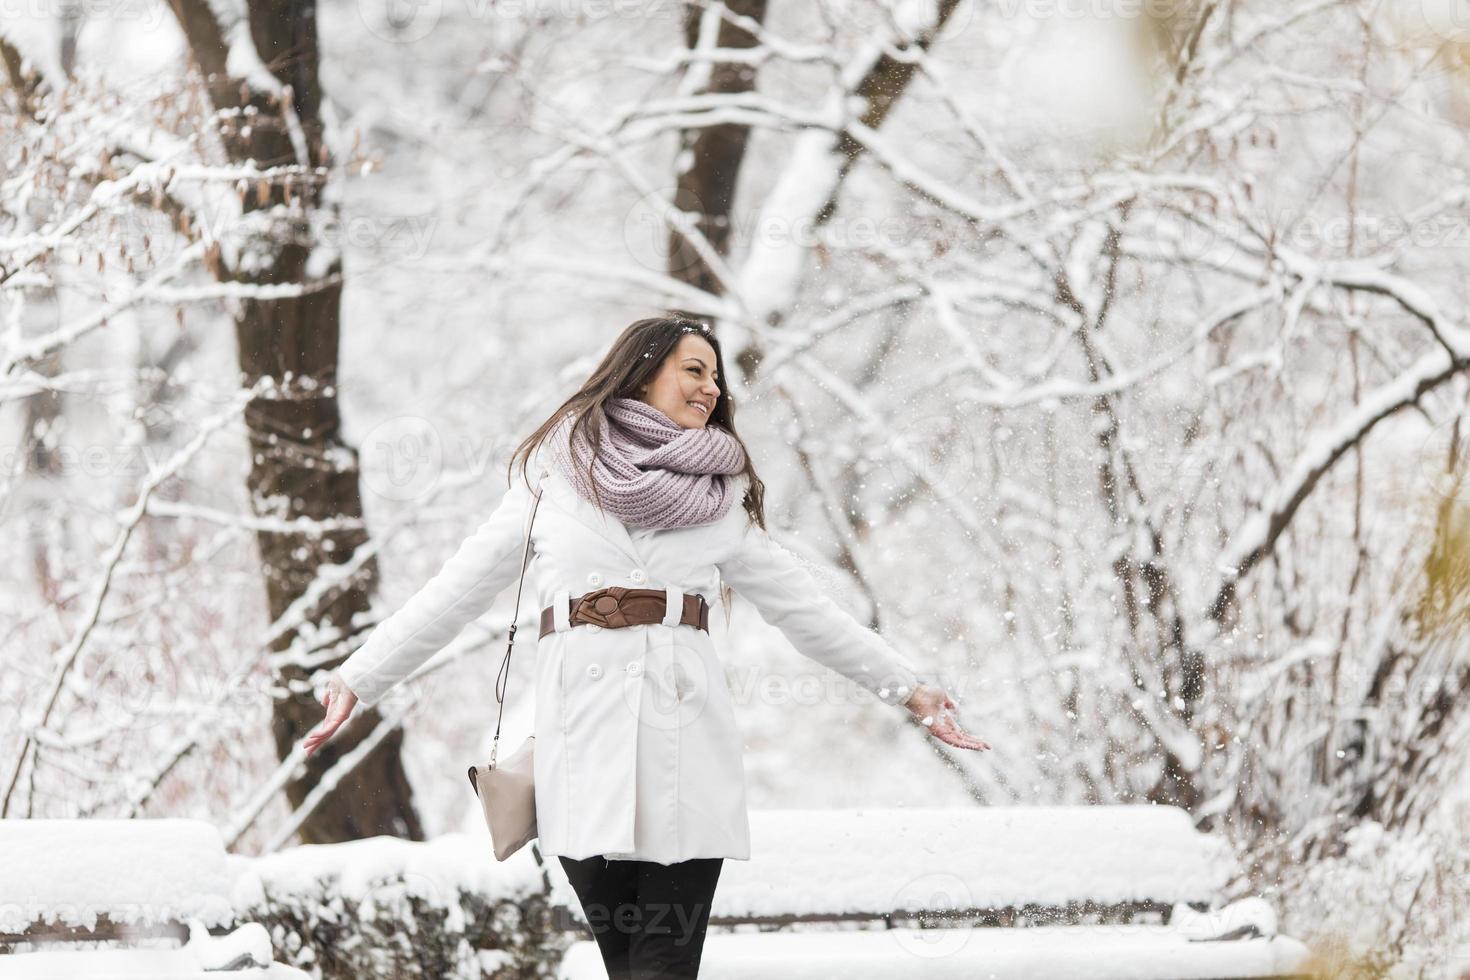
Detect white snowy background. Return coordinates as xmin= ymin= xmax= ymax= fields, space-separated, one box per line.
xmin=3 ymin=0 xmax=1470 ymax=975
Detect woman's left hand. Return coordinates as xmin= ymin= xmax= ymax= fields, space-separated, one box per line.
xmin=903 ymin=685 xmax=990 ymax=751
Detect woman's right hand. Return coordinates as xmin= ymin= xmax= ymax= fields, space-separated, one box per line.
xmin=903 ymin=684 xmax=990 ymax=751
xmin=302 ymin=673 xmax=359 ymax=758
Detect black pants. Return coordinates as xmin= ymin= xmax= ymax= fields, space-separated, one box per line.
xmin=558 ymin=854 xmax=723 ymax=979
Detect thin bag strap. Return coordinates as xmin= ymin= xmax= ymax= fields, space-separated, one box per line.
xmin=489 ymin=473 xmax=544 ymax=768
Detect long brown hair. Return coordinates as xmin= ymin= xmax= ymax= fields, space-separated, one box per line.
xmin=507 ymin=314 xmax=767 ymax=531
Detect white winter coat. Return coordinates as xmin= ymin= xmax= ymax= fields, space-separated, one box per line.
xmin=337 ymin=447 xmax=922 ymax=865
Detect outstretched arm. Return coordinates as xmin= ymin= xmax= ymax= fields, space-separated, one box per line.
xmin=715 ymin=522 xmax=989 ymax=751
xmin=306 ymin=470 xmax=540 ymax=756
xmin=336 ymin=470 xmax=539 ymax=708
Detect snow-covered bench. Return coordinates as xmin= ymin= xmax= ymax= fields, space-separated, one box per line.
xmin=0 ymin=819 xmax=308 ymax=979
xmin=554 ymin=806 xmax=1314 ymax=980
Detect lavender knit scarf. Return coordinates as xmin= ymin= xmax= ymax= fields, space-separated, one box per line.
xmin=549 ymin=397 xmax=747 ymax=528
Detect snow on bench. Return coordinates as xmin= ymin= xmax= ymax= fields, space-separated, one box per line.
xmin=0 ymin=819 xmax=237 ymax=944
xmin=0 ymin=820 xmax=308 ymax=979
xmin=711 ymin=805 xmax=1240 ymax=924
xmin=551 ymin=806 xmax=1315 ymax=980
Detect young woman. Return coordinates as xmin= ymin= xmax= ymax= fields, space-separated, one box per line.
xmin=303 ymin=315 xmax=989 ymax=978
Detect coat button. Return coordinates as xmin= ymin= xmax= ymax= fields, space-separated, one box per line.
xmin=586 ymin=664 xmax=603 ymax=679
xmin=585 ymin=624 xmax=602 ymax=634
xmin=629 ymin=569 xmax=646 ymax=583
xmin=626 ymin=662 xmax=643 ymax=676
xmin=587 ymin=572 xmax=604 ymax=586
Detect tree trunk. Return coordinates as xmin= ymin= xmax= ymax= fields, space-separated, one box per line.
xmin=667 ymin=0 xmax=769 ymax=299
xmin=169 ymin=0 xmax=424 ymax=843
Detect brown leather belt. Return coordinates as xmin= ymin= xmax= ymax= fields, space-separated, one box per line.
xmin=539 ymin=586 xmax=709 ymax=638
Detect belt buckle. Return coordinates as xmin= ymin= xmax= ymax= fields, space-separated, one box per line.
xmin=577 ymin=586 xmax=630 ymax=629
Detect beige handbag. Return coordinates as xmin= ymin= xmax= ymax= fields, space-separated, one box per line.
xmin=467 ymin=480 xmax=544 ymax=862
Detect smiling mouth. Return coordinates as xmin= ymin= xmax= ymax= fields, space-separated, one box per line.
xmin=686 ymin=400 xmax=711 ymax=416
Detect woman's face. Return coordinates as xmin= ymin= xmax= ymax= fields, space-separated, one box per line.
xmin=637 ymin=334 xmax=722 ymax=429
